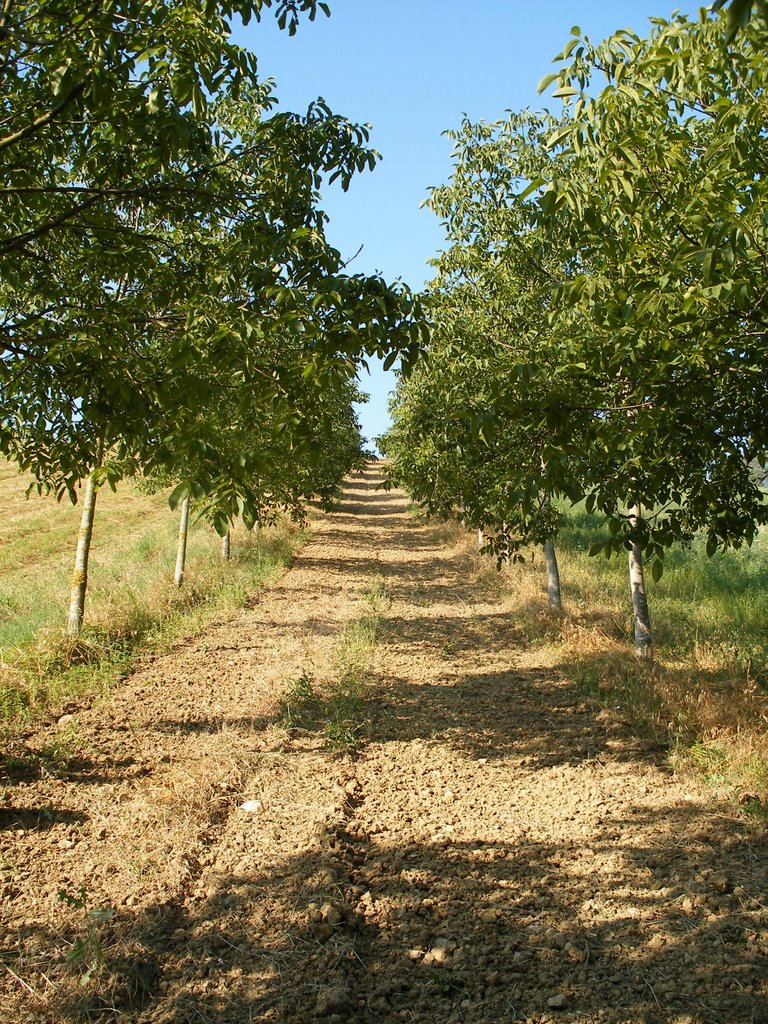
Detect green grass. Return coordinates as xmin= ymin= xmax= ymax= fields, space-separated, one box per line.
xmin=0 ymin=464 xmax=305 ymax=729
xmin=556 ymin=505 xmax=768 ymax=677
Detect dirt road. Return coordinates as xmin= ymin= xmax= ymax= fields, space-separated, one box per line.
xmin=2 ymin=465 xmax=767 ymax=1023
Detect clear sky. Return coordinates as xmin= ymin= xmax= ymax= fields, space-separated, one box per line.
xmin=237 ymin=0 xmax=696 ymax=450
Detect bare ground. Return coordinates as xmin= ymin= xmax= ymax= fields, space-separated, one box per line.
xmin=2 ymin=465 xmax=767 ymax=1024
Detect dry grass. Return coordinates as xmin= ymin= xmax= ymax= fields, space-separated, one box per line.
xmin=450 ymin=513 xmax=768 ymax=812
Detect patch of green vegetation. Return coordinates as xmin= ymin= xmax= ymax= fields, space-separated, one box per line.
xmin=556 ymin=503 xmax=768 ymax=678
xmin=275 ymin=579 xmax=390 ymax=753
xmin=57 ymin=887 xmax=116 ymax=986
xmin=276 ymin=672 xmax=366 ymax=752
xmin=277 ymin=673 xmax=322 ymax=730
xmin=669 ymin=738 xmax=768 ymax=822
xmin=364 ymin=575 xmax=391 ymax=615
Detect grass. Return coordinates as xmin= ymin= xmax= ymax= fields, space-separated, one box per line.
xmin=0 ymin=462 xmax=306 ymax=729
xmin=557 ymin=506 xmax=768 ymax=676
xmin=57 ymin=887 xmax=116 ymax=987
xmin=466 ymin=504 xmax=768 ymax=810
xmin=276 ymin=577 xmax=390 ymax=752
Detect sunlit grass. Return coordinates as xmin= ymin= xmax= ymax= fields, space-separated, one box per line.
xmin=465 ymin=504 xmax=768 ymax=808
xmin=555 ymin=506 xmax=768 ymax=674
xmin=0 ymin=464 xmax=305 ymax=728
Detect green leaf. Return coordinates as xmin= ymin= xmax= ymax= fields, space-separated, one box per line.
xmin=518 ymin=176 xmax=547 ymax=200
xmin=537 ymin=73 xmax=561 ymax=95
xmin=168 ymin=481 xmax=189 ymax=511
xmin=212 ymin=513 xmax=230 ymax=538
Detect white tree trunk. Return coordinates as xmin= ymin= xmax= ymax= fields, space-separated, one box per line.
xmin=628 ymin=505 xmax=653 ymax=660
xmin=67 ymin=473 xmax=98 ymax=637
xmin=477 ymin=527 xmax=484 ymax=549
xmin=221 ymin=530 xmax=231 ymax=561
xmin=174 ymin=496 xmax=190 ymax=588
xmin=543 ymin=540 xmax=562 ymax=611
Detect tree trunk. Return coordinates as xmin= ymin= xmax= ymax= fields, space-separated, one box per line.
xmin=477 ymin=527 xmax=484 ymax=549
xmin=174 ymin=496 xmax=190 ymax=588
xmin=253 ymin=518 xmax=261 ymax=566
xmin=543 ymin=539 xmax=562 ymax=611
xmin=221 ymin=530 xmax=231 ymax=561
xmin=627 ymin=505 xmax=653 ymax=660
xmin=66 ymin=472 xmax=98 ymax=637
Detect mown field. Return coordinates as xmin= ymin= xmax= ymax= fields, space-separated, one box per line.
xmin=0 ymin=461 xmax=304 ymax=726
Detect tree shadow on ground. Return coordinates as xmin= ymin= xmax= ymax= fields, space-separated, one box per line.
xmin=0 ymin=806 xmax=87 ymax=832
xmin=6 ymin=478 xmax=768 ymax=1023
xmin=365 ymin=665 xmax=651 ymax=768
xmin=34 ymin=796 xmax=768 ymax=1024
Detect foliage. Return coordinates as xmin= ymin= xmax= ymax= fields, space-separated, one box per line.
xmin=382 ymin=112 xmax=570 ymax=561
xmin=532 ymin=9 xmax=768 ymax=562
xmin=57 ymin=887 xmax=115 ymax=986
xmin=0 ymin=1 xmax=426 ymax=527
xmin=386 ymin=8 xmax=768 ymax=578
xmin=713 ymin=0 xmax=768 ymax=39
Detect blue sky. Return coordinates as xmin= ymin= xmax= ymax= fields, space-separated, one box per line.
xmin=237 ymin=1 xmax=696 ymax=449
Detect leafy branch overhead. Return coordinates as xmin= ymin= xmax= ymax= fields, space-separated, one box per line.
xmin=0 ymin=1 xmax=426 ymax=530
xmin=385 ymin=7 xmax=768 ymax=574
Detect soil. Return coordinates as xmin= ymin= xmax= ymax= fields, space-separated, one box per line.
xmin=2 ymin=464 xmax=767 ymax=1024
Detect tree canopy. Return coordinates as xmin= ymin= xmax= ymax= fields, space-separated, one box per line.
xmin=385 ymin=7 xmax=768 ymax=577
xmin=1 ymin=1 xmax=425 ymax=520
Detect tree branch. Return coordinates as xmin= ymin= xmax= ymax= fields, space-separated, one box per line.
xmin=0 ymin=79 xmax=86 ymax=153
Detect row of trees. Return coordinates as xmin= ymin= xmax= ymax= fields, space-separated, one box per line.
xmin=0 ymin=2 xmax=426 ymax=632
xmin=381 ymin=6 xmax=768 ymax=659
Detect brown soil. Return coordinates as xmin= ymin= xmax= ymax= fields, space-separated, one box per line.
xmin=2 ymin=465 xmax=767 ymax=1024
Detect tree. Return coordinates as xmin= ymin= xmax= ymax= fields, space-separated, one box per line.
xmin=1 ymin=2 xmax=427 ymax=632
xmin=713 ymin=0 xmax=768 ymax=39
xmin=533 ymin=9 xmax=768 ymax=561
xmin=382 ymin=113 xmax=572 ymax=607
xmin=388 ymin=9 xmax=768 ymax=655
xmin=1 ymin=2 xmax=424 ymax=501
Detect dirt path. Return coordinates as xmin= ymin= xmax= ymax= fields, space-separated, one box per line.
xmin=2 ymin=465 xmax=767 ymax=1024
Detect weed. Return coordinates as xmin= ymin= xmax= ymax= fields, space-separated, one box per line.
xmin=274 ymin=581 xmax=389 ymax=753
xmin=671 ymin=738 xmax=768 ymax=809
xmin=276 ymin=673 xmax=368 ymax=753
xmin=364 ymin=576 xmax=391 ymax=615
xmin=322 ymin=675 xmax=367 ymax=752
xmin=323 ymin=708 xmax=363 ymax=752
xmin=277 ymin=673 xmax=321 ymax=730
xmin=426 ymin=966 xmax=468 ymax=998
xmin=740 ymin=796 xmax=768 ymax=824
xmin=57 ymin=887 xmax=115 ymax=986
